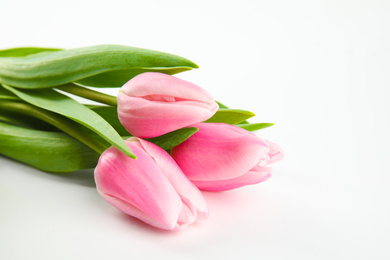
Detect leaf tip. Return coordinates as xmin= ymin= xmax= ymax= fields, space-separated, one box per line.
xmin=127 ymin=152 xmax=137 ymax=159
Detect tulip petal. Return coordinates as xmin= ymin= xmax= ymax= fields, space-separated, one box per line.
xmin=95 ymin=140 xmax=182 ymax=230
xmin=117 ymin=95 xmax=218 ymax=138
xmin=265 ymin=140 xmax=285 ymax=164
xmin=117 ymin=72 xmax=218 ymax=138
xmin=120 ymin=72 xmax=215 ymax=104
xmin=172 ymin=123 xmax=269 ymax=181
xmin=177 ymin=202 xmax=197 ymax=229
xmin=98 ymin=192 xmax=179 ymax=230
xmin=135 ymin=138 xmax=209 ymax=220
xmin=192 ymin=167 xmax=272 ymax=192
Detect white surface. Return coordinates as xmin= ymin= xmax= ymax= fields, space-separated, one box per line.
xmin=1 ymin=0 xmax=390 ymax=259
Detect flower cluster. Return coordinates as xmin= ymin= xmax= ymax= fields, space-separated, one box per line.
xmin=0 ymin=45 xmax=283 ymax=232
xmin=94 ymin=72 xmax=284 ymax=231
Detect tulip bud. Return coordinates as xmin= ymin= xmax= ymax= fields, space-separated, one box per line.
xmin=171 ymin=123 xmax=284 ymax=191
xmin=117 ymin=72 xmax=218 ymax=138
xmin=94 ymin=137 xmax=208 ymax=231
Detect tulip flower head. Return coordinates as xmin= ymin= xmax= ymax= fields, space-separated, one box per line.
xmin=94 ymin=137 xmax=209 ymax=231
xmin=171 ymin=123 xmax=284 ymax=191
xmin=117 ymin=72 xmax=219 ymax=138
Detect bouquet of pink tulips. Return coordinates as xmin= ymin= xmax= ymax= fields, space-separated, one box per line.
xmin=0 ymin=45 xmax=283 ymax=231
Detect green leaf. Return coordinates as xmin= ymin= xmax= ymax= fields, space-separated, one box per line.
xmin=215 ymin=101 xmax=250 ymax=124
xmin=146 ymin=127 xmax=198 ymax=150
xmin=0 ymin=47 xmax=61 ymax=57
xmin=2 ymin=85 xmax=135 ymax=158
xmin=236 ymin=122 xmax=274 ymax=131
xmin=206 ymin=108 xmax=255 ymax=125
xmin=0 ymin=99 xmax=111 ymax=154
xmin=0 ymin=44 xmax=198 ymax=88
xmin=0 ymin=121 xmax=99 ymax=172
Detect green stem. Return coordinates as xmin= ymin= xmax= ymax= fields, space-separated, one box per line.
xmin=56 ymin=83 xmax=118 ymax=106
xmin=0 ymin=100 xmax=108 ymax=154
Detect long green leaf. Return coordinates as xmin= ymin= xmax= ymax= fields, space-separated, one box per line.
xmin=206 ymin=108 xmax=255 ymax=125
xmin=0 ymin=45 xmax=198 ymax=88
xmin=2 ymin=85 xmax=135 ymax=158
xmin=0 ymin=99 xmax=110 ymax=154
xmin=0 ymin=121 xmax=99 ymax=172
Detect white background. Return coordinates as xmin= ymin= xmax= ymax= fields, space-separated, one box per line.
xmin=1 ymin=0 xmax=389 ymax=259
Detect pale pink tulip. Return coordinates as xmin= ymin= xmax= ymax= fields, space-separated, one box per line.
xmin=94 ymin=137 xmax=208 ymax=231
xmin=171 ymin=123 xmax=284 ymax=191
xmin=117 ymin=72 xmax=218 ymax=138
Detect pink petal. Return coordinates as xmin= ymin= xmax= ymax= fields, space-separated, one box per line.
xmin=192 ymin=167 xmax=272 ymax=192
xmin=120 ymin=72 xmax=215 ymax=104
xmin=117 ymin=96 xmax=218 ymax=138
xmin=99 ymin=192 xmax=179 ymax=230
xmin=266 ymin=141 xmax=285 ymax=164
xmin=171 ymin=123 xmax=269 ymax=181
xmin=135 ymin=138 xmax=209 ymax=220
xmin=95 ymin=140 xmax=182 ymax=230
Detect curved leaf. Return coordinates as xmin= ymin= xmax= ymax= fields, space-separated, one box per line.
xmin=0 ymin=99 xmax=111 ymax=154
xmin=0 ymin=121 xmax=99 ymax=172
xmin=2 ymin=85 xmax=135 ymax=158
xmin=0 ymin=44 xmax=198 ymax=88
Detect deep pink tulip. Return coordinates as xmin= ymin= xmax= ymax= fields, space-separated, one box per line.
xmin=117 ymin=72 xmax=218 ymax=138
xmin=94 ymin=137 xmax=208 ymax=231
xmin=171 ymin=123 xmax=284 ymax=191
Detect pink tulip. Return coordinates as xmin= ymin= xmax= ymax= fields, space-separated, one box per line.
xmin=171 ymin=123 xmax=284 ymax=191
xmin=117 ymin=72 xmax=218 ymax=138
xmin=94 ymin=137 xmax=208 ymax=231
